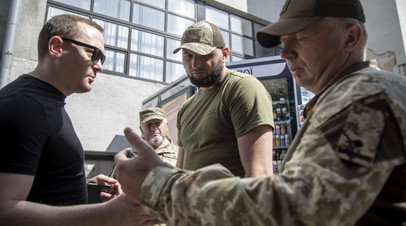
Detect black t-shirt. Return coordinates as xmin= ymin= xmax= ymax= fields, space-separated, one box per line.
xmin=0 ymin=74 xmax=87 ymax=205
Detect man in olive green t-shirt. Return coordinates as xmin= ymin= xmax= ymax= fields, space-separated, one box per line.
xmin=173 ymin=21 xmax=274 ymax=178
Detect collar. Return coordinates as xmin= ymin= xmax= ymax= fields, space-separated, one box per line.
xmin=303 ymin=61 xmax=372 ymax=119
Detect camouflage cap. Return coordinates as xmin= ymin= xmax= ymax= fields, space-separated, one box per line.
xmin=173 ymin=20 xmax=225 ymax=56
xmin=139 ymin=107 xmax=166 ymax=124
xmin=257 ymin=0 xmax=366 ymax=48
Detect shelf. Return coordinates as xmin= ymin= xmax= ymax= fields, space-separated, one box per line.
xmin=274 ymin=119 xmax=291 ymax=125
xmin=273 ymin=146 xmax=289 ymax=150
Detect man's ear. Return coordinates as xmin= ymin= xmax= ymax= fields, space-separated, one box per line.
xmin=221 ymin=47 xmax=229 ymax=62
xmin=344 ymin=24 xmax=362 ymax=52
xmin=48 ymin=36 xmax=64 ymax=59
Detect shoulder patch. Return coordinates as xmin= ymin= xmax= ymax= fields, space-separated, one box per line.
xmin=336 ymin=103 xmax=387 ymax=167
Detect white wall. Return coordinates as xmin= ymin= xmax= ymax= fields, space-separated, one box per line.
xmin=247 ymin=0 xmax=285 ymax=23
xmin=9 ymin=0 xmax=45 ymax=81
xmin=65 ymin=74 xmax=166 ymax=151
xmin=396 ymin=0 xmax=406 ymax=65
xmin=361 ymin=0 xmax=406 ymax=71
xmin=215 ymin=0 xmax=248 ymax=12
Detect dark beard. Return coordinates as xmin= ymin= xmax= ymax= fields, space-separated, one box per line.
xmin=188 ymin=59 xmax=223 ymax=88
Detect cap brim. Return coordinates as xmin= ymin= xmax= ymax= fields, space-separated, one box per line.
xmin=173 ymin=42 xmax=217 ymax=55
xmin=142 ymin=116 xmax=165 ymax=124
xmin=257 ymin=16 xmax=321 ymax=48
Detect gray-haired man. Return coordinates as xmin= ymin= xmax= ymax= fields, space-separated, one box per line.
xmin=139 ymin=107 xmax=178 ymax=166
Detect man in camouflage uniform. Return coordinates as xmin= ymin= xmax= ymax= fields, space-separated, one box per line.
xmin=139 ymin=107 xmax=178 ymax=166
xmin=115 ymin=0 xmax=406 ymax=225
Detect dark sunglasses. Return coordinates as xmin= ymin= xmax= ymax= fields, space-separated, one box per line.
xmin=62 ymin=38 xmax=106 ymax=65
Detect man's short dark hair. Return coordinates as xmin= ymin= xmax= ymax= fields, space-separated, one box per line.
xmin=37 ymin=14 xmax=103 ymax=60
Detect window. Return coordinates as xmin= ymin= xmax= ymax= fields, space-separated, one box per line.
xmin=166 ymin=62 xmax=185 ymax=82
xmin=94 ymin=19 xmax=129 ymax=49
xmin=166 ymin=38 xmax=182 ymax=61
xmin=254 ymin=22 xmax=278 ymax=57
xmin=52 ymin=0 xmax=90 ymax=10
xmin=131 ymin=29 xmax=164 ymax=57
xmin=168 ymin=0 xmax=195 ymax=18
xmin=47 ymin=7 xmax=82 ymax=19
xmin=206 ymin=7 xmax=256 ymax=59
xmin=133 ymin=3 xmax=165 ymax=31
xmin=205 ymin=6 xmax=228 ymax=29
xmin=167 ymin=14 xmax=194 ymax=36
xmin=129 ymin=54 xmax=164 ymax=81
xmin=104 ymin=50 xmax=126 ymax=73
xmin=221 ymin=30 xmax=230 ymax=48
xmin=231 ymin=34 xmax=254 ymax=56
xmin=47 ymin=0 xmax=274 ymax=83
xmin=136 ymin=0 xmax=165 ymax=9
xmin=230 ymin=15 xmax=252 ymax=37
xmin=94 ymin=0 xmax=130 ymax=21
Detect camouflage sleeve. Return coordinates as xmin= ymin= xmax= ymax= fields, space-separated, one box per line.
xmin=140 ymin=153 xmax=396 ymax=226
xmin=139 ymin=96 xmax=399 ymax=225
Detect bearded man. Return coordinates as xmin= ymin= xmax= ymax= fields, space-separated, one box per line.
xmin=173 ymin=21 xmax=274 ymax=178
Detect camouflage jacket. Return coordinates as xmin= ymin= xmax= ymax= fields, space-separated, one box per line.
xmin=139 ymin=61 xmax=406 ymax=225
xmin=156 ymin=137 xmax=178 ymax=167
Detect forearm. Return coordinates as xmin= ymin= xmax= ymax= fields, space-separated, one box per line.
xmin=0 ymin=194 xmax=141 ymax=226
xmin=176 ymin=147 xmax=184 ymax=168
xmin=238 ymin=125 xmax=274 ymax=177
xmin=243 ymin=143 xmax=274 ymax=178
xmin=140 ymin=164 xmax=282 ymax=225
xmin=1 ymin=200 xmax=109 ymax=226
xmin=140 ymin=160 xmax=394 ymax=226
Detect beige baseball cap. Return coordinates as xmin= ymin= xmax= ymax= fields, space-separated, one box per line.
xmin=256 ymin=0 xmax=365 ymax=48
xmin=173 ymin=20 xmax=225 ymax=56
xmin=139 ymin=107 xmax=166 ymax=124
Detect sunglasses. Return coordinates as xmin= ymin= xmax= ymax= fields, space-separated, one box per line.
xmin=62 ymin=38 xmax=106 ymax=65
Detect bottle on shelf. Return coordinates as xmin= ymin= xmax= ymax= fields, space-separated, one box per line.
xmin=273 ymin=104 xmax=277 ymax=121
xmin=273 ymin=160 xmax=278 ymax=174
xmin=285 ymin=134 xmax=290 ymax=146
xmin=273 ymin=130 xmax=276 ymax=146
xmin=280 ymin=149 xmax=287 ymax=160
xmin=280 ymin=134 xmax=285 ymax=146
xmin=277 ymin=160 xmax=283 ymax=173
xmin=280 ymin=124 xmax=285 ymax=135
xmin=275 ymin=125 xmax=280 ymax=136
xmin=275 ymin=134 xmax=280 ymax=146
xmin=276 ymin=102 xmax=282 ymax=121
xmin=281 ymin=98 xmax=288 ymax=121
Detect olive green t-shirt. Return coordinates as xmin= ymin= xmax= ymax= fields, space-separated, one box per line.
xmin=177 ymin=71 xmax=274 ymax=177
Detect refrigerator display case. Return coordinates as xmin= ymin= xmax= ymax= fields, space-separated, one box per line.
xmin=143 ymin=56 xmax=304 ymax=174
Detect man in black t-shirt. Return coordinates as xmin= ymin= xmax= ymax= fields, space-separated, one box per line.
xmin=0 ymin=14 xmax=159 ymax=225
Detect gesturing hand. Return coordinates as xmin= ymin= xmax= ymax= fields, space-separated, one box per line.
xmin=114 ymin=127 xmax=163 ymax=203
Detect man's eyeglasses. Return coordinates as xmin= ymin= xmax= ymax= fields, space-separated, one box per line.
xmin=62 ymin=38 xmax=106 ymax=65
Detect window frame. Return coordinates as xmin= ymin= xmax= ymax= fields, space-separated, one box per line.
xmin=46 ymin=0 xmax=276 ymax=83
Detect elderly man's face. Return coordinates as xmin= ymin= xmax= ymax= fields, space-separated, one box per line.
xmin=279 ymin=18 xmax=349 ymax=94
xmin=140 ymin=119 xmax=169 ymax=149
